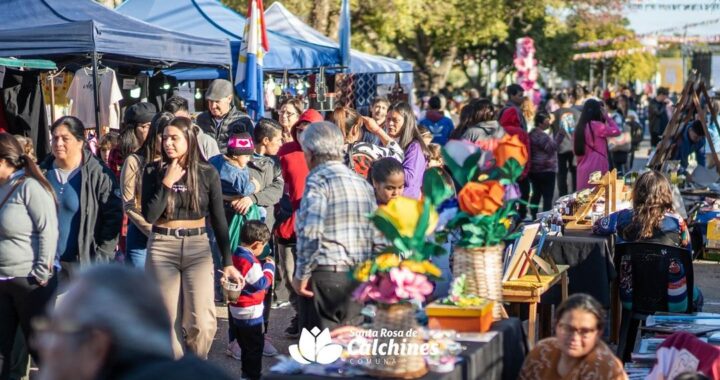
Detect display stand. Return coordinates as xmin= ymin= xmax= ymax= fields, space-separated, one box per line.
xmin=649 ymin=71 xmax=720 ymax=175
xmin=502 ymin=261 xmax=569 ymax=347
xmin=565 ymin=170 xmax=627 ymax=230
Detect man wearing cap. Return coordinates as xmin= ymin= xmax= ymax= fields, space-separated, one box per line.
xmin=197 ymin=79 xmax=254 ymax=153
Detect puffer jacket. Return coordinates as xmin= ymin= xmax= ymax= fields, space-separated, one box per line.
xmin=196 ymin=106 xmax=254 ymax=153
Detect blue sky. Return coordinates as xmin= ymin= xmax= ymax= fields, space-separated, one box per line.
xmin=625 ymin=4 xmax=719 ymax=36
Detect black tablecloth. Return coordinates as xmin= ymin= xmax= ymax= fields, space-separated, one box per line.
xmin=540 ymin=230 xmax=617 ymax=307
xmin=264 ymin=318 xmax=527 ymax=380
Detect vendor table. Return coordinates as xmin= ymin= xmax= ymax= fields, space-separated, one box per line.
xmin=502 ymin=265 xmax=569 ymax=347
xmin=264 ymin=318 xmax=527 ymax=380
xmin=539 ymin=230 xmax=620 ymax=342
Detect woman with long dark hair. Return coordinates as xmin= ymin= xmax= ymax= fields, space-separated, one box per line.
xmin=40 ymin=116 xmax=122 ymax=282
xmin=0 ymin=133 xmax=58 ymax=378
xmin=120 ymin=112 xmax=174 ymax=268
xmin=573 ymin=99 xmax=621 ymax=190
xmin=450 ymin=98 xmax=504 ymax=142
xmin=141 ymin=116 xmax=240 ymax=358
xmin=386 ymin=102 xmax=429 ymax=199
xmin=593 ymin=171 xmax=702 ymax=312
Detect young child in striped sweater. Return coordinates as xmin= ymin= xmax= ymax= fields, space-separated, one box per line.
xmin=226 ymin=221 xmax=274 ymax=380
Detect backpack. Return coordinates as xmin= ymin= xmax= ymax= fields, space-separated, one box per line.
xmin=558 ymin=111 xmax=577 ymax=135
xmin=629 ymin=120 xmax=644 ymax=146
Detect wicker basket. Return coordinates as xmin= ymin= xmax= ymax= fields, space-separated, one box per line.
xmin=366 ymin=303 xmax=427 ymax=379
xmin=453 ymin=245 xmax=504 ymax=319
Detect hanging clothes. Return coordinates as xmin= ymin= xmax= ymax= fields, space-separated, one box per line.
xmin=353 ymin=73 xmax=377 ymax=117
xmin=1 ymin=68 xmax=51 ymax=160
xmin=41 ymin=71 xmax=74 ymax=123
xmin=67 ymin=68 xmax=123 ymax=131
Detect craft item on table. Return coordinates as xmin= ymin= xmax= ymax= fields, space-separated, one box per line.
xmin=427 ymin=275 xmax=494 ymax=332
xmin=423 ymin=330 xmax=463 ymax=373
xmin=565 ymin=169 xmax=629 ymax=230
xmin=641 ymin=323 xmax=720 ymax=336
xmin=503 ymin=223 xmax=540 ymax=281
xmin=434 ymin=137 xmax=528 ymax=318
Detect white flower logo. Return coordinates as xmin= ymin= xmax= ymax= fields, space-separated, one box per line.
xmin=289 ymin=327 xmax=343 ymax=364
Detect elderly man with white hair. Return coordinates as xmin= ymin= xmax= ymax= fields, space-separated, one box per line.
xmin=292 ymin=121 xmax=378 ymax=330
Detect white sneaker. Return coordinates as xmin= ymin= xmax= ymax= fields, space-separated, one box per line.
xmin=225 ymin=340 xmax=242 ymax=360
xmin=263 ymin=337 xmax=279 ymax=357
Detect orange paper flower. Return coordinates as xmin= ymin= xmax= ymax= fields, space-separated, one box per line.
xmin=494 ymin=134 xmax=528 ymax=168
xmin=458 ymin=181 xmax=505 ymax=216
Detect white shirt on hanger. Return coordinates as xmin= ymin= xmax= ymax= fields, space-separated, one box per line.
xmin=67 ymin=68 xmax=123 ymax=131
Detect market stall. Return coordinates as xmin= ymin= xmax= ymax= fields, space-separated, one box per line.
xmin=264 ymin=2 xmax=414 ymax=113
xmin=0 ymin=0 xmax=232 ymax=137
xmin=116 ymin=0 xmax=339 ymax=80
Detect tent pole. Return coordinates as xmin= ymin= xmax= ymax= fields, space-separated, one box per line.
xmin=91 ymin=51 xmax=101 ymax=138
xmin=49 ymin=71 xmax=56 ymax=123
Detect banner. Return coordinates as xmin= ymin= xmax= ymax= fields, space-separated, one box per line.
xmin=573 ymin=17 xmax=720 ymax=48
xmin=572 ymin=46 xmax=656 ymax=61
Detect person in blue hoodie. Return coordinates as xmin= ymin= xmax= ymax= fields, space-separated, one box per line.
xmin=673 ymin=120 xmax=706 ymax=172
xmin=419 ymin=95 xmax=455 ymax=146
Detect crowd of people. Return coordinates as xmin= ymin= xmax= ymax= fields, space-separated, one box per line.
xmin=1 ymin=75 xmax=716 ymax=380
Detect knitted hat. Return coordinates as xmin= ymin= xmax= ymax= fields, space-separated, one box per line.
xmin=227 ymin=132 xmax=255 ymax=156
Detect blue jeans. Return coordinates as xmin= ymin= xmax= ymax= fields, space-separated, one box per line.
xmin=125 ymin=223 xmax=148 ymax=269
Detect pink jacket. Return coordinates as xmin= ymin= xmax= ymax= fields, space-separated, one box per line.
xmin=576 ymin=116 xmax=621 ymax=190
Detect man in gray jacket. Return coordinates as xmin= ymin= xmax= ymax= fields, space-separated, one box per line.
xmin=196 ymin=79 xmax=254 ymax=153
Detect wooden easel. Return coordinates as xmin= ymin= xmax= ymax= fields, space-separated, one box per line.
xmin=649 ymin=71 xmax=720 ymax=175
xmin=565 ymin=170 xmax=625 ymax=230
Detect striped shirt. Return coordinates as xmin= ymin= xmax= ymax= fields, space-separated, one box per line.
xmin=228 ymin=246 xmax=274 ymax=327
xmin=295 ymin=161 xmax=377 ymax=280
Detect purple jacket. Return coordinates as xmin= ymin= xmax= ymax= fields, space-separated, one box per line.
xmin=529 ymin=128 xmax=562 ymax=173
xmin=402 ymin=141 xmax=426 ymax=199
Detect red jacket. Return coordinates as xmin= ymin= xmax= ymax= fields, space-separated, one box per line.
xmin=498 ymin=107 xmax=531 ymax=178
xmin=276 ymin=141 xmax=309 ymax=241
xmin=276 ymin=109 xmax=323 ymax=241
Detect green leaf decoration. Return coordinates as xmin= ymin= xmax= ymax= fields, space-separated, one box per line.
xmin=411 ymin=198 xmax=431 ymax=251
xmin=461 ymin=151 xmax=483 ymax=183
xmin=422 ymin=167 xmax=453 ymax=207
xmin=370 ymin=214 xmax=410 ymax=253
xmin=502 ymin=158 xmax=524 ymax=182
xmin=442 ymin=148 xmax=466 ymax=187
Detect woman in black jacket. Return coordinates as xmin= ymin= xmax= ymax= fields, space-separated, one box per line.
xmin=40 ymin=116 xmax=123 ymax=283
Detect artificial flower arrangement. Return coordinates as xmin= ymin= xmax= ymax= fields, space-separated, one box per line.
xmin=353 ymin=170 xmax=453 ymax=305
xmin=427 ymin=134 xmax=529 ymax=316
xmin=437 ymin=134 xmax=529 ymax=248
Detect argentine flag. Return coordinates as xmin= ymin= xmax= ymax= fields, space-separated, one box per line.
xmin=236 ymin=0 xmax=269 ymax=120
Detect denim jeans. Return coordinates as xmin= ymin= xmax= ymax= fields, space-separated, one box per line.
xmin=125 ymin=223 xmax=148 ymax=269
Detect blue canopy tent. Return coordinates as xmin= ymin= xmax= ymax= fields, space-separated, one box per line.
xmin=116 ymin=0 xmax=340 ymax=77
xmin=264 ymin=2 xmax=414 ymax=85
xmin=0 ymin=0 xmax=233 ymax=135
xmin=0 ymin=0 xmax=231 ymax=67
